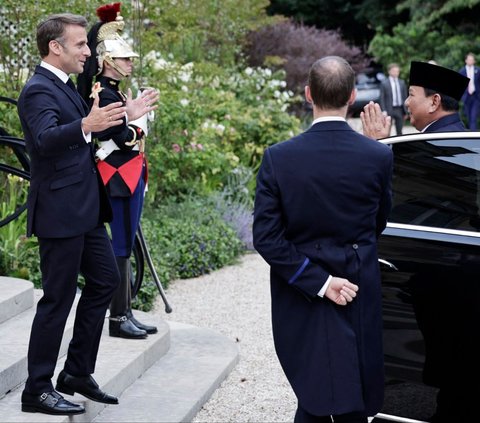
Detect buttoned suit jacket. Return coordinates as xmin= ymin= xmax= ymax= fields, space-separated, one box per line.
xmin=17 ymin=65 xmax=112 ymax=238
xmin=379 ymin=77 xmax=408 ymax=116
xmin=253 ymin=121 xmax=393 ymax=417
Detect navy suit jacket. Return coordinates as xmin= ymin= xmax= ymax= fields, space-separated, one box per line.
xmin=424 ymin=113 xmax=466 ymax=133
xmin=253 ymin=120 xmax=393 ymax=416
xmin=459 ymin=65 xmax=480 ymax=102
xmin=18 ymin=65 xmax=112 ymax=238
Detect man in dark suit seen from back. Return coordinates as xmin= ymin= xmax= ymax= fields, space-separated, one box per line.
xmin=379 ymin=63 xmax=408 ymax=135
xmin=18 ymin=13 xmax=129 ymax=416
xmin=253 ymin=56 xmax=393 ymax=423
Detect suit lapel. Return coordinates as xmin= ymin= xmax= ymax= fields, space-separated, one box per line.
xmin=35 ymin=66 xmax=88 ymax=117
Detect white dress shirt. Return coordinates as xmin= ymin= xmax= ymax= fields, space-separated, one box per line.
xmin=467 ymin=65 xmax=475 ymax=95
xmin=389 ymin=76 xmax=402 ymax=107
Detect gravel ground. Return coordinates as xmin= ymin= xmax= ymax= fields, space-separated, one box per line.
xmin=152 ymin=252 xmax=297 ymax=423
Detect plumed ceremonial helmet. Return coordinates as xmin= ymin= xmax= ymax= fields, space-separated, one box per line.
xmin=77 ymin=2 xmax=138 ymax=101
xmin=95 ymin=2 xmax=139 ymax=74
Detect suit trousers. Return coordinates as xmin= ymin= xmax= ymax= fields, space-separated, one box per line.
xmin=24 ymin=225 xmax=119 ymax=394
xmin=294 ymin=404 xmax=368 ymax=423
xmin=390 ymin=107 xmax=404 ymax=135
xmin=463 ymin=94 xmax=480 ymax=129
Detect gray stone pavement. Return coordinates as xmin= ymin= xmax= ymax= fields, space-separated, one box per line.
xmin=150 ymin=253 xmax=297 ymax=422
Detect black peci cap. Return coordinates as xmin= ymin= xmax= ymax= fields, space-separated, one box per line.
xmin=409 ymin=61 xmax=469 ymax=101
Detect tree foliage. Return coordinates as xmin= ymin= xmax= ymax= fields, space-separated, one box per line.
xmin=0 ymin=0 xmax=276 ymax=98
xmin=369 ymin=0 xmax=480 ymax=75
xmin=245 ymin=19 xmax=369 ymax=93
xmin=267 ymin=0 xmax=408 ymax=48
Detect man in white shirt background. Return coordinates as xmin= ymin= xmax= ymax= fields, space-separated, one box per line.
xmin=459 ymin=52 xmax=480 ymax=129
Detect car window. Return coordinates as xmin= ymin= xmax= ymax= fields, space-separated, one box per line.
xmin=389 ymin=139 xmax=480 ymax=232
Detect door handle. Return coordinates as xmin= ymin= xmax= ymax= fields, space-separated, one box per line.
xmin=378 ymin=258 xmax=399 ymax=271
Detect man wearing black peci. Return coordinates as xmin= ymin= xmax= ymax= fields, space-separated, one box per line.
xmin=361 ymin=61 xmax=473 ymax=423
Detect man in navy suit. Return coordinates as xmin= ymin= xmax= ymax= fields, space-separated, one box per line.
xmin=253 ymin=56 xmax=393 ymax=423
xmin=18 ymin=13 xmax=128 ymax=415
xmin=459 ymin=52 xmax=480 ymax=129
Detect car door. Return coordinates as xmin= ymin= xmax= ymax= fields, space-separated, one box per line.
xmin=377 ymin=133 xmax=480 ymax=421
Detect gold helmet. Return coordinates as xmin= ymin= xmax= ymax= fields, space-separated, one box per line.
xmin=95 ymin=2 xmax=138 ymax=76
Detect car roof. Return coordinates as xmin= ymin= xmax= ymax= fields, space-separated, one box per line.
xmin=379 ymin=131 xmax=480 ymax=145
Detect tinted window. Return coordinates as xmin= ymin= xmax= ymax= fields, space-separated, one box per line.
xmin=389 ymin=139 xmax=480 ymax=232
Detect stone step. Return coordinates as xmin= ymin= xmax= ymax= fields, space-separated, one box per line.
xmin=0 ymin=277 xmax=33 ymax=325
xmin=0 ymin=310 xmax=170 ymax=422
xmin=93 ymin=321 xmax=239 ymax=423
xmin=0 ymin=289 xmax=78 ymax=399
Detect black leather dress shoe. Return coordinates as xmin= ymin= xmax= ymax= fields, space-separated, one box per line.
xmin=109 ymin=315 xmax=148 ymax=339
xmin=21 ymin=390 xmax=85 ymax=415
xmin=56 ymin=370 xmax=118 ymax=404
xmin=127 ymin=311 xmax=158 ymax=334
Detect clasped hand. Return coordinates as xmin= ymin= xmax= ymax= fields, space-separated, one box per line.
xmin=125 ymin=88 xmax=159 ymax=121
xmin=82 ymin=95 xmax=126 ymax=134
xmin=360 ymin=101 xmax=392 ymax=140
xmin=325 ymin=277 xmax=359 ymax=306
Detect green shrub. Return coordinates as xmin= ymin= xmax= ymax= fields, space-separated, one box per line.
xmin=140 ymin=57 xmax=300 ymax=204
xmin=133 ymin=196 xmax=245 ymax=311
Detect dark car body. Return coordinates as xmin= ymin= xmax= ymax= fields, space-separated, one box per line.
xmin=348 ymin=71 xmax=385 ymax=117
xmin=372 ymin=132 xmax=480 ymax=422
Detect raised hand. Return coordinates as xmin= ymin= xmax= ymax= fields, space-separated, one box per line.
xmin=82 ymin=95 xmax=126 ymax=134
xmin=125 ymin=88 xmax=159 ymax=121
xmin=360 ymin=101 xmax=392 ymax=140
xmin=325 ymin=276 xmax=359 ymax=306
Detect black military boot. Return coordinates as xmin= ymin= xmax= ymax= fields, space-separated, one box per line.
xmin=109 ymin=256 xmax=147 ymax=339
xmin=126 ymin=261 xmax=158 ymax=334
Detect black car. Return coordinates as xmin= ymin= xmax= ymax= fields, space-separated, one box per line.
xmin=348 ymin=71 xmax=385 ymax=117
xmin=373 ymin=132 xmax=480 ymax=422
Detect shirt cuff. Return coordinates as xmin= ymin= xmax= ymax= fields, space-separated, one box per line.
xmin=317 ymin=275 xmax=332 ymax=298
xmin=82 ymin=127 xmax=91 ymax=144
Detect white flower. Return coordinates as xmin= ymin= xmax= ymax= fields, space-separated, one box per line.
xmin=181 ymin=85 xmax=188 ymax=92
xmin=211 ymin=77 xmax=220 ymax=88
xmin=264 ymin=68 xmax=272 ymax=77
xmin=245 ymin=67 xmax=253 ymax=76
xmin=280 ymin=81 xmax=287 ymax=88
xmin=153 ymin=58 xmax=169 ymax=70
xmin=179 ymin=71 xmax=191 ymax=82
xmin=273 ymin=90 xmax=281 ymax=98
xmin=216 ymin=124 xmax=225 ymax=135
xmin=180 ymin=99 xmax=189 ymax=107
xmin=182 ymin=62 xmax=194 ymax=70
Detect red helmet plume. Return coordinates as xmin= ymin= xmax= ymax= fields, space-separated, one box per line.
xmin=96 ymin=2 xmax=121 ymax=23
